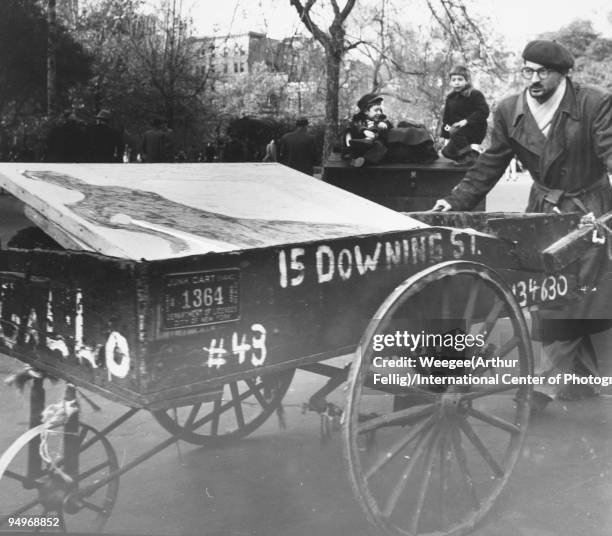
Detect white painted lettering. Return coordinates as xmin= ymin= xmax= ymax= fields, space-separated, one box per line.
xmin=205 ymin=338 xmax=227 ymax=368
xmin=411 ymin=236 xmax=427 ymax=264
xmin=385 ymin=241 xmax=402 ymax=268
xmin=450 ymin=230 xmax=465 ymax=259
xmin=105 ymin=331 xmax=131 ymax=380
xmin=278 ymin=250 xmax=288 ymax=288
xmin=250 ymin=324 xmax=267 ymax=366
xmin=290 ymin=248 xmax=305 ymax=287
xmin=429 ymin=233 xmax=444 ymax=262
xmin=316 ymin=245 xmax=335 ymax=283
xmin=354 ymin=243 xmax=381 ymax=275
xmin=338 ymin=248 xmax=353 ymax=280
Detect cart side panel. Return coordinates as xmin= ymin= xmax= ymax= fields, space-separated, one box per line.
xmin=0 ymin=249 xmax=142 ymax=406
xmin=140 ymin=227 xmax=527 ymax=405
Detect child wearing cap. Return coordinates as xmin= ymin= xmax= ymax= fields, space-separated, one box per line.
xmin=344 ymin=93 xmax=393 ymax=167
xmin=440 ymin=66 xmax=489 ymax=165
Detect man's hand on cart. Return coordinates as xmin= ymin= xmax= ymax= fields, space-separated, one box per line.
xmin=430 ymin=199 xmax=452 ymax=212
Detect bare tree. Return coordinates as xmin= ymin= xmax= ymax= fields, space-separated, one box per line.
xmin=290 ymin=0 xmax=361 ymax=157
xmin=291 ymin=0 xmax=504 ymax=157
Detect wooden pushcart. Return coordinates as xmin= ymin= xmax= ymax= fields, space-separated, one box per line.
xmin=0 ymin=163 xmax=590 ymax=535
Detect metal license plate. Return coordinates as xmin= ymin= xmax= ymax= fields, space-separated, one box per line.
xmin=163 ymin=268 xmax=240 ymax=329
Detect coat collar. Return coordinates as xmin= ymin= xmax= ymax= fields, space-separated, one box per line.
xmin=511 ymin=77 xmax=580 ymax=127
xmin=448 ymin=85 xmax=473 ymax=98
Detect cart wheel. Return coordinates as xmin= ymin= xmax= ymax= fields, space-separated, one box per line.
xmin=344 ymin=261 xmax=533 ymax=536
xmin=152 ymin=370 xmax=295 ymax=446
xmin=0 ymin=423 xmax=119 ymax=532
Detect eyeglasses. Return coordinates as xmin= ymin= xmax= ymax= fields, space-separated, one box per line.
xmin=520 ymin=67 xmax=554 ymax=80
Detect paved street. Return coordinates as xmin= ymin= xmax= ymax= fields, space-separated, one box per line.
xmin=2 ymin=174 xmax=612 ymax=536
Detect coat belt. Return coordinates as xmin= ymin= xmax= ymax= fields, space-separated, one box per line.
xmin=532 ymin=176 xmax=609 ymax=212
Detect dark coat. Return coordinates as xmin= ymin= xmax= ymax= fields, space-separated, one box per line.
xmin=278 ymin=127 xmax=318 ymax=175
xmin=141 ymin=128 xmax=170 ymax=163
xmin=46 ymin=118 xmax=88 ymax=162
xmin=441 ymin=86 xmax=489 ymax=144
xmin=88 ymin=122 xmax=122 ymax=163
xmin=445 ymin=79 xmax=612 ymax=329
xmin=348 ymin=112 xmax=393 ymax=142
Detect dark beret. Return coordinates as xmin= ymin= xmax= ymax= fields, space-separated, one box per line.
xmin=522 ymin=40 xmax=574 ymax=71
xmin=357 ymin=93 xmax=383 ymax=111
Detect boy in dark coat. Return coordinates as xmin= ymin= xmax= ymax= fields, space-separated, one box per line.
xmin=345 ymin=93 xmax=393 ymax=167
xmin=440 ymin=66 xmax=489 ymax=164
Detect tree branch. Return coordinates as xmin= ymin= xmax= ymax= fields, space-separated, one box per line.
xmin=290 ymin=0 xmax=329 ymax=46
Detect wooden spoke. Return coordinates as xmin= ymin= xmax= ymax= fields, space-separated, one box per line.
xmin=463 ymin=279 xmax=481 ymax=327
xmin=438 ymin=428 xmax=452 ymax=529
xmin=189 ymin=387 xmax=256 ymax=430
xmin=210 ymin=397 xmax=221 ymax=437
xmin=451 ymin=425 xmax=479 ymax=510
xmin=77 ymin=461 xmax=111 ymax=482
xmin=458 ymin=417 xmax=504 ymax=478
xmin=184 ymin=403 xmax=202 ymax=429
xmin=466 ymin=407 xmax=521 ymax=435
xmin=80 ymin=500 xmax=105 ymax=514
xmin=245 ymin=378 xmax=273 ymax=410
xmin=364 ymin=417 xmax=435 ymax=480
xmin=410 ymin=428 xmax=440 ymax=535
xmin=229 ymin=382 xmax=245 ymax=428
xmin=477 ymin=297 xmax=505 ymax=342
xmin=358 ymin=405 xmax=434 ymax=435
xmin=382 ymin=426 xmax=435 ymax=518
xmin=4 ymin=469 xmax=30 ymax=485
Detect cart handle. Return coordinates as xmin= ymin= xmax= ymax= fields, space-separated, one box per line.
xmin=541 ymin=211 xmax=612 ymax=271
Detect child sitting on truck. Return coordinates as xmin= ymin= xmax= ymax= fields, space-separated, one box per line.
xmin=440 ymin=65 xmax=489 ymax=165
xmin=344 ymin=93 xmax=393 ymax=167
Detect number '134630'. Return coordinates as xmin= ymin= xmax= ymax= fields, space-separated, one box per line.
xmin=512 ymin=275 xmax=568 ymax=306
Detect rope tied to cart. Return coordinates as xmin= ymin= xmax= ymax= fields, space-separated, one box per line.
xmin=579 ymin=212 xmax=612 ymax=260
xmin=38 ymin=399 xmax=79 ymax=481
xmin=0 ymin=384 xmax=80 ymax=485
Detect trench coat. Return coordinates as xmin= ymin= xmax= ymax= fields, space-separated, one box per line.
xmin=444 ymin=79 xmax=612 ymax=338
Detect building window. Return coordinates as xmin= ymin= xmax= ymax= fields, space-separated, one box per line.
xmin=224 ymin=63 xmax=228 ymax=73
xmin=234 ymin=63 xmax=239 ymax=73
xmin=240 ymin=63 xmax=245 ymax=73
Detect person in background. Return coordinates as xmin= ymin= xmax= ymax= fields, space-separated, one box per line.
xmin=46 ymin=109 xmax=88 ymax=162
xmin=344 ymin=93 xmax=393 ymax=168
xmin=432 ymin=40 xmax=612 ymax=407
xmin=262 ymin=138 xmax=278 ymax=162
xmin=278 ymin=117 xmax=318 ymax=175
xmin=140 ymin=117 xmax=167 ymax=163
xmin=440 ymin=65 xmax=489 ymax=165
xmin=204 ymin=142 xmax=217 ymax=162
xmin=88 ymin=109 xmax=123 ymax=163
